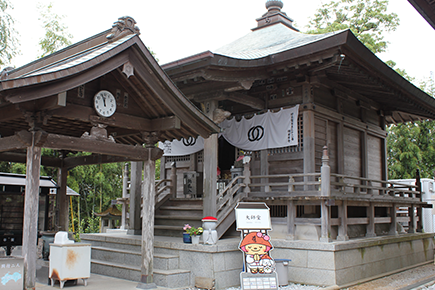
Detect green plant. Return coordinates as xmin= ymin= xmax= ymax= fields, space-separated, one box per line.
xmin=183 ymin=224 xmax=203 ymax=236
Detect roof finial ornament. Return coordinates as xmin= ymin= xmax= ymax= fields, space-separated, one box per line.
xmin=254 ymin=0 xmax=299 ymax=32
xmin=106 ymin=16 xmax=140 ymax=43
xmin=266 ymin=0 xmax=284 ymax=12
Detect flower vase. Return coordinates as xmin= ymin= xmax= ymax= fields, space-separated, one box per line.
xmin=183 ymin=233 xmax=192 ymax=243
xmin=191 ymin=235 xmax=200 ymax=244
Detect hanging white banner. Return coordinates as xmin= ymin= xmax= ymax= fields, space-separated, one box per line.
xmin=220 ymin=105 xmax=299 ymax=151
xmin=159 ymin=136 xmax=204 ymax=156
xmin=160 ymin=106 xmax=299 ymax=156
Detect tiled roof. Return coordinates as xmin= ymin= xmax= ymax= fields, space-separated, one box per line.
xmin=214 ymin=23 xmax=341 ymax=60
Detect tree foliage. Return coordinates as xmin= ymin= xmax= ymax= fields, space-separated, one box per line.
xmin=37 ymin=2 xmax=73 ymax=58
xmin=387 ymin=75 xmax=435 ymax=179
xmin=0 ymin=0 xmax=19 ymax=66
xmin=306 ymin=0 xmax=399 ymax=53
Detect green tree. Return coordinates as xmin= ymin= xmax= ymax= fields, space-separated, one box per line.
xmin=0 ymin=0 xmax=19 ymax=66
xmin=306 ymin=0 xmax=399 ymax=53
xmin=387 ymin=74 xmax=435 ymax=179
xmin=37 ymin=2 xmax=73 ymax=58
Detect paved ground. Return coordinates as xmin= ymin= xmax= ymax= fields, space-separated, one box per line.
xmin=36 ymin=273 xmax=142 ymax=290
xmin=8 ymin=246 xmax=435 ymax=289
xmin=343 ymin=263 xmax=435 ymax=290
xmin=34 ymin=263 xmax=435 ymax=290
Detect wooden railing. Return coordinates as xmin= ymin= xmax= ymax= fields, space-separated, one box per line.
xmin=155 ymin=163 xmax=177 ymax=209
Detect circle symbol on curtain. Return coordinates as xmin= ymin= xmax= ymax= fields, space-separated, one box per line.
xmin=183 ymin=137 xmax=197 ymax=146
xmin=248 ymin=126 xmax=264 ymax=142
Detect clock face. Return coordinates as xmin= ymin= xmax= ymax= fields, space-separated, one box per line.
xmin=94 ymin=90 xmax=116 ymax=117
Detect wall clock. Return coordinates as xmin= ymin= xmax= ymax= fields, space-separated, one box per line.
xmin=94 ymin=90 xmax=116 ymax=117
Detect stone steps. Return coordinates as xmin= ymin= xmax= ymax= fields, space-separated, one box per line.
xmin=81 ymin=234 xmax=191 ymax=288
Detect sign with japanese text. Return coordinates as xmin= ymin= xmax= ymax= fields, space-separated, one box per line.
xmin=235 ymin=202 xmax=271 ymax=230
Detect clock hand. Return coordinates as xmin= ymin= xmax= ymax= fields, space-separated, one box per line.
xmin=102 ymin=96 xmax=106 ymax=106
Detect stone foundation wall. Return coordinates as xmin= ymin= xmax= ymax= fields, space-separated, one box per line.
xmin=272 ymin=233 xmax=434 ymax=286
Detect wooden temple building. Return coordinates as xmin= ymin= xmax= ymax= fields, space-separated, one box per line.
xmin=0 ymin=1 xmax=435 ymax=289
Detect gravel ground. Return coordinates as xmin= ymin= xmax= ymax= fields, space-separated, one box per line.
xmin=225 ymin=285 xmax=324 ymax=290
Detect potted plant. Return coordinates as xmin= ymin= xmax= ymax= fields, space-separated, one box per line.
xmin=183 ymin=224 xmax=203 ymax=244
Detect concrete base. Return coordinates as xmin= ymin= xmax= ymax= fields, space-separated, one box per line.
xmin=273 ymin=233 xmax=435 ymax=286
xmin=81 ymin=232 xmax=435 ymax=289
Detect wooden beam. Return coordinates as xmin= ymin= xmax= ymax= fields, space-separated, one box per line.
xmin=48 ymin=104 xmax=181 ymax=132
xmin=0 ymin=131 xmax=33 ymax=152
xmin=0 ymin=152 xmax=62 ymax=167
xmin=0 ymin=104 xmax=23 ymax=122
xmin=63 ymin=154 xmax=142 ymax=169
xmin=226 ymin=92 xmax=265 ymax=110
xmin=40 ymin=133 xmax=163 ymax=161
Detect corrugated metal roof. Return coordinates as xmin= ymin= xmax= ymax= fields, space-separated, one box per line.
xmin=18 ymin=35 xmax=135 ymax=79
xmin=213 ymin=23 xmax=341 ymax=60
xmin=0 ymin=172 xmax=79 ymax=196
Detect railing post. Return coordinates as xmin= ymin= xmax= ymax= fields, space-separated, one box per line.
xmin=243 ymin=157 xmax=251 ymax=195
xmin=416 ymin=169 xmax=423 ymax=232
xmin=288 ymin=176 xmax=294 ymax=192
xmin=321 ymin=146 xmax=330 ymax=197
xmin=170 ymin=162 xmax=177 ymax=198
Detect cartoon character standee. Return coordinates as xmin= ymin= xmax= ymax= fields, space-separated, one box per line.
xmin=239 ymin=232 xmax=275 ymax=274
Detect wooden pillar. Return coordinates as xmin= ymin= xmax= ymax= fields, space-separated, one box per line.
xmin=137 ymin=147 xmax=157 ymax=289
xmin=23 ymin=135 xmax=41 ymax=290
xmin=189 ymin=153 xmax=197 ymax=171
xmin=336 ymin=122 xmax=344 ymax=174
xmin=361 ymin=131 xmax=368 ymax=191
xmin=121 ymin=163 xmax=129 ymax=230
xmin=389 ymin=204 xmax=398 ymax=235
xmin=260 ymin=149 xmax=269 ymax=192
xmin=303 ymin=107 xmax=315 ymax=190
xmin=366 ymin=203 xmax=376 ymax=237
xmin=128 ymin=161 xmax=142 ymax=235
xmin=320 ymin=200 xmax=332 ymax=242
xmin=170 ymin=162 xmax=177 ymax=198
xmin=286 ymin=200 xmax=296 ymax=240
xmin=202 ymin=101 xmax=218 ymax=217
xmin=321 ymin=146 xmax=330 ymax=197
xmin=57 ymin=167 xmax=69 ymax=232
xmin=337 ymin=200 xmax=349 ymax=241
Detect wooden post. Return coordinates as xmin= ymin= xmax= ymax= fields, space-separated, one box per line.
xmin=121 ymin=163 xmax=129 ymax=230
xmin=337 ymin=200 xmax=349 ymax=241
xmin=320 ymin=200 xmax=332 ymax=242
xmin=137 ymin=146 xmax=157 ymax=289
xmin=57 ymin=167 xmax=69 ymax=232
xmin=202 ymin=101 xmax=218 ymax=217
xmin=408 ymin=205 xmax=416 ymax=233
xmin=389 ymin=204 xmax=398 ymax=235
xmin=23 ymin=133 xmax=41 ymax=290
xmin=286 ymin=200 xmax=296 ymax=240
xmin=243 ymin=160 xmax=251 ymax=195
xmin=303 ymin=109 xmax=315 ymax=190
xmin=170 ymin=162 xmax=177 ymax=198
xmin=366 ymin=203 xmax=376 ymax=237
xmin=128 ymin=161 xmax=142 ymax=235
xmin=321 ymin=146 xmax=330 ymax=197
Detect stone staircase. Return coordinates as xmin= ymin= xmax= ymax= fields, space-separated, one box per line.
xmin=80 ymin=234 xmax=191 ymax=288
xmin=154 ymin=198 xmax=204 ymax=237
